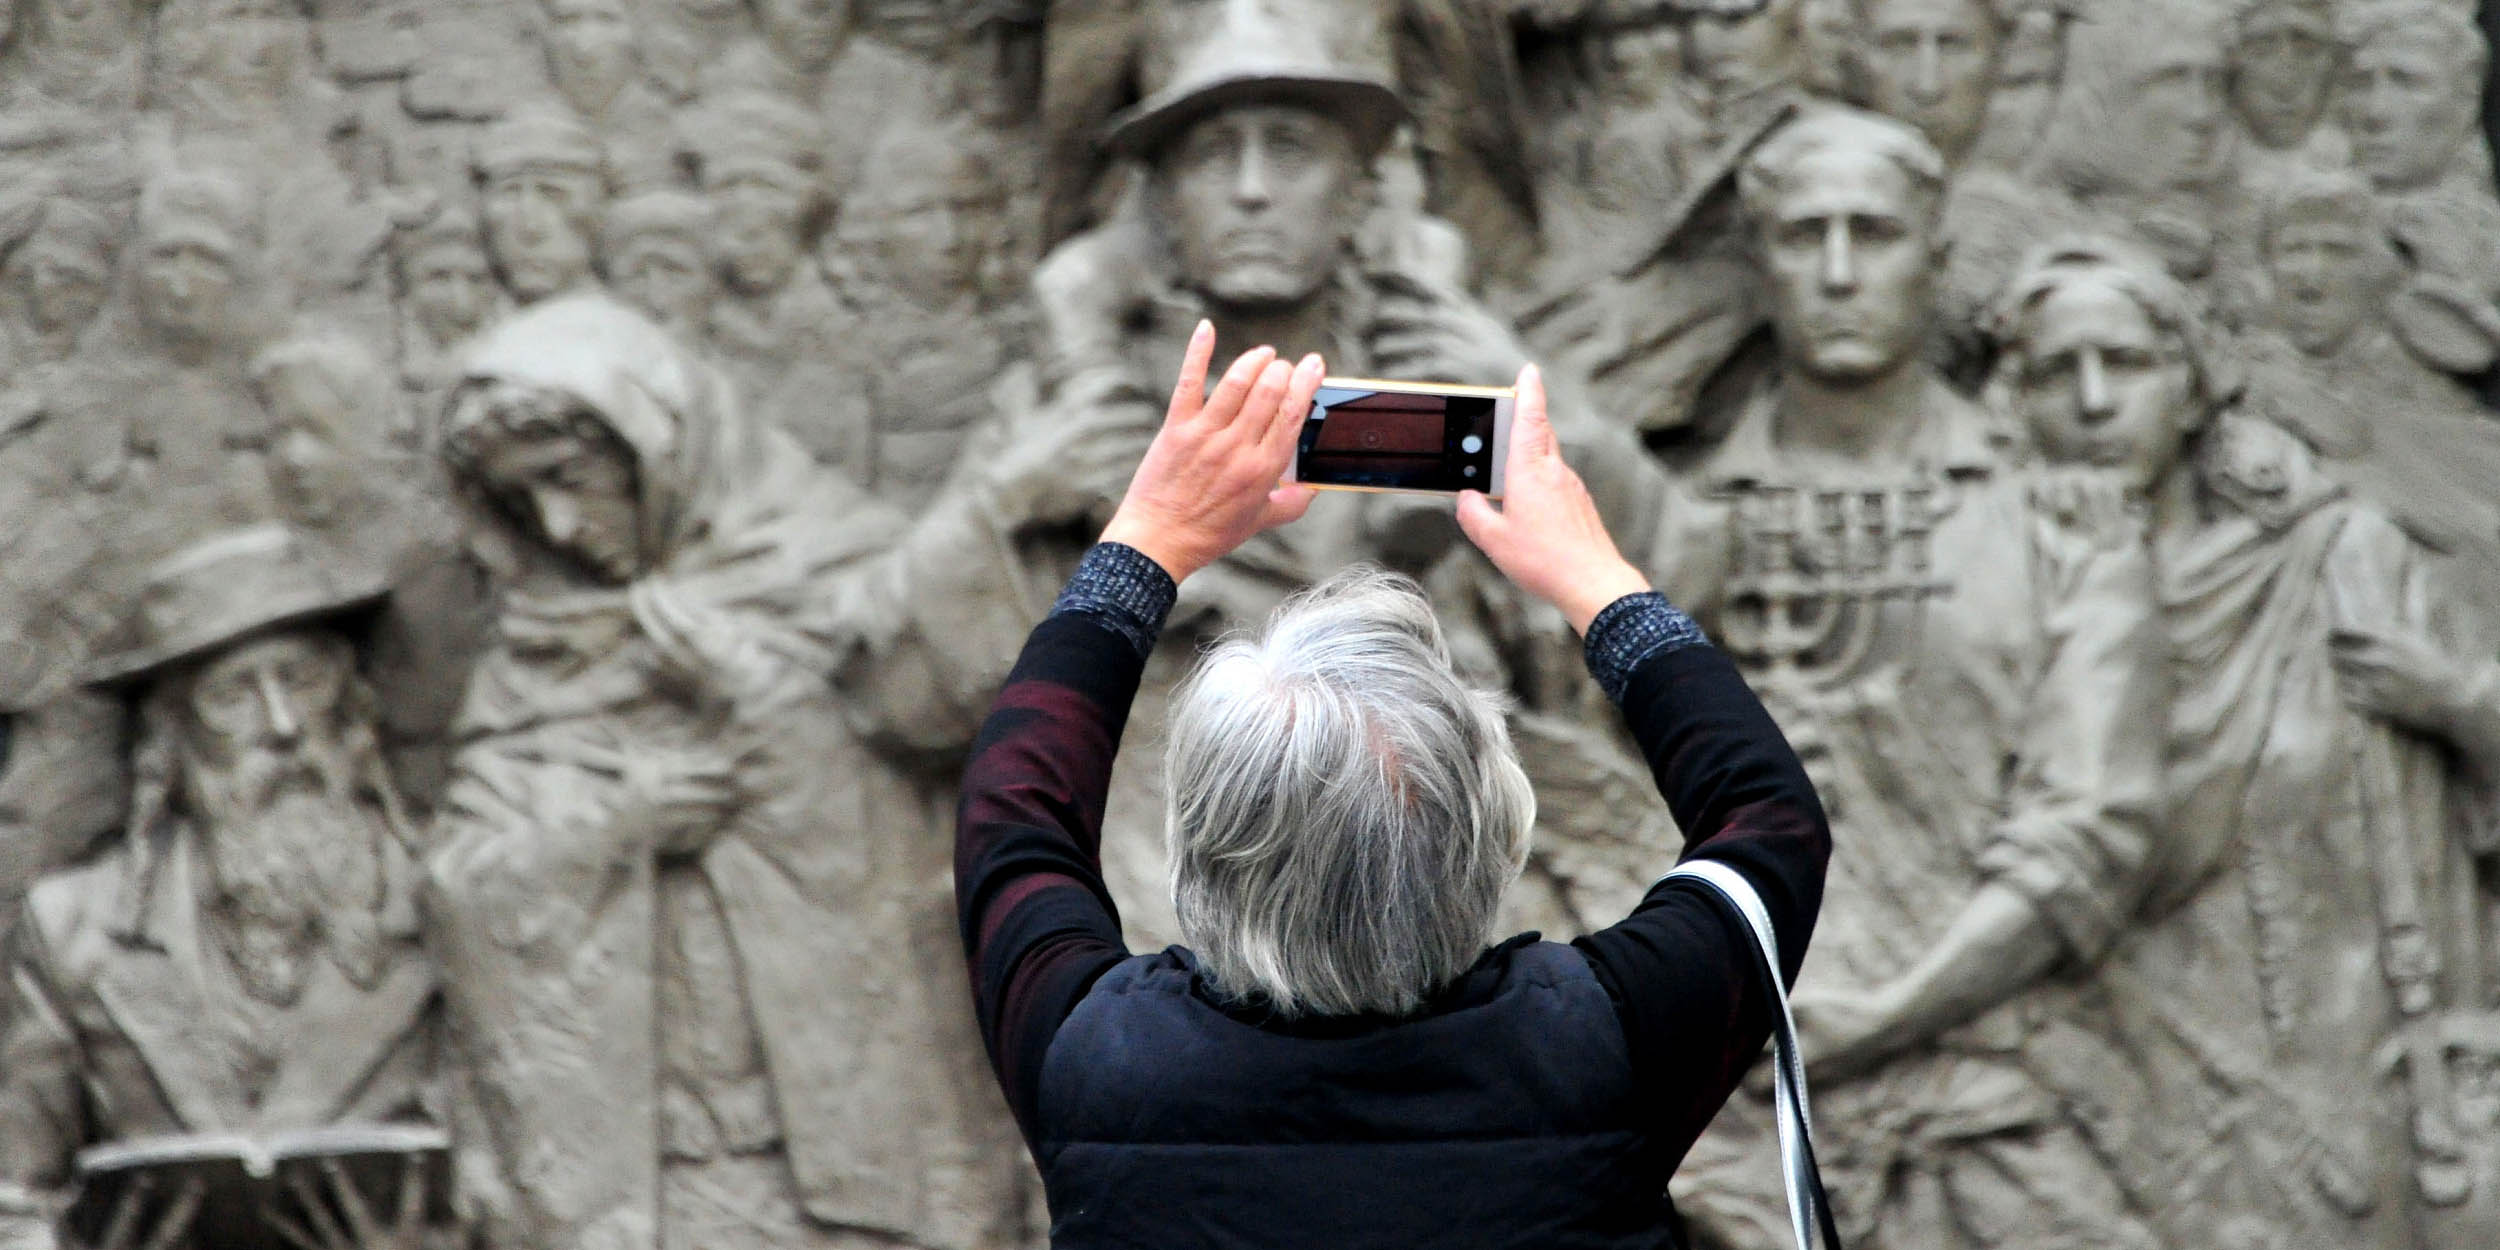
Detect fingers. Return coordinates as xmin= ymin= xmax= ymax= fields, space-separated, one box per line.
xmin=326 ymin=1160 xmax=377 ymax=1243
xmin=102 ymin=1174 xmax=155 ymax=1250
xmin=1164 ymin=320 xmax=1216 ymax=425
xmin=1455 ymin=489 xmax=1507 ymax=555
xmin=395 ymin=1155 xmax=427 ymax=1231
xmin=265 ymin=1208 xmax=325 ymax=1250
xmin=1199 ymin=346 xmax=1278 ymax=431
xmin=286 ymin=1170 xmax=350 ymax=1250
xmin=1512 ymin=364 xmax=1556 ymax=463
xmin=1258 ymin=484 xmax=1317 ymax=533
xmin=1261 ymin=354 xmax=1325 ymax=459
xmin=145 ymin=1182 xmax=205 ymax=1250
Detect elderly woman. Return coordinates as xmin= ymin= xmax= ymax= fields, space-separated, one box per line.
xmin=1974 ymin=239 xmax=2498 ymax=1249
xmin=955 ymin=328 xmax=1831 ymax=1246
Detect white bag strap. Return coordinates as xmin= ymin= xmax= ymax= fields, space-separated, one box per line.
xmin=1662 ymin=859 xmax=1842 ymax=1250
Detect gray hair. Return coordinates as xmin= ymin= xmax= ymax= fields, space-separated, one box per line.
xmin=1164 ymin=568 xmax=1536 ymax=1019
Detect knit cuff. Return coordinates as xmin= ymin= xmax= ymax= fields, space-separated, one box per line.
xmin=1052 ymin=542 xmax=1179 ymax=659
xmin=1583 ymin=591 xmax=1709 ymax=704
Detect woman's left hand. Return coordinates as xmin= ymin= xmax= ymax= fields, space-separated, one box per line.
xmin=1100 ymin=322 xmax=1323 ymax=583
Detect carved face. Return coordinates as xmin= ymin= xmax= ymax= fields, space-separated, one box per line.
xmin=544 ymin=0 xmax=637 ymax=113
xmin=837 ymin=182 xmax=990 ymax=310
xmin=2011 ymin=277 xmax=2198 ymax=492
xmin=14 ymin=238 xmax=112 ymax=340
xmin=706 ymin=170 xmax=809 ymax=297
xmin=1859 ymin=0 xmax=2000 ymax=164
xmin=467 ymin=404 xmax=645 ymax=584
xmin=1685 ymin=8 xmax=1791 ymax=101
xmin=171 ymin=0 xmax=307 ymax=101
xmin=2342 ymin=36 xmax=2475 ymax=191
xmin=1754 ymin=149 xmax=1934 ymax=383
xmin=404 ymin=238 xmax=497 ymax=347
xmin=1159 ymin=104 xmax=1364 ymax=313
xmin=758 ymin=0 xmax=844 ymax=71
xmin=2125 ymin=41 xmax=2233 ymax=192
xmin=861 ymin=0 xmax=949 ymax=55
xmin=483 ymin=167 xmax=602 ymax=304
xmin=1596 ymin=21 xmax=1680 ymax=104
xmin=179 ymin=629 xmax=354 ymax=784
xmin=135 ymin=229 xmax=240 ymax=352
xmin=38 ymin=0 xmax=134 ymax=54
xmin=612 ymin=232 xmax=713 ymax=335
xmin=2267 ymin=215 xmax=2388 ymax=356
xmin=263 ymin=376 xmax=359 ymax=523
xmin=2231 ymin=19 xmax=2338 ymax=149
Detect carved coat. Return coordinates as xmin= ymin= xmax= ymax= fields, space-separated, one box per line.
xmin=1576 ymin=381 xmax=2169 ymax=1249
xmin=0 ymin=824 xmax=438 ymax=1230
xmin=427 ymin=301 xmax=1038 ymax=1250
xmin=2034 ymin=417 xmax=2500 ymax=1250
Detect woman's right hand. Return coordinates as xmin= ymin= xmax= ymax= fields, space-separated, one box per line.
xmin=1456 ymin=364 xmax=1652 ymax=635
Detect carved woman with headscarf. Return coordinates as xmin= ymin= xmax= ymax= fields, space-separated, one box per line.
xmin=425 ymin=294 xmax=1093 ymax=1250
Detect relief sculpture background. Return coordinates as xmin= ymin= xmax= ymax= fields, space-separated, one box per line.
xmin=0 ymin=2 xmax=2497 ymax=1249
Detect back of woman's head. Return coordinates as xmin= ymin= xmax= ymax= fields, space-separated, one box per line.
xmin=1164 ymin=567 xmax=1537 ymax=1020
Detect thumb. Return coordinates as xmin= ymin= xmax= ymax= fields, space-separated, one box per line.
xmin=1258 ymin=483 xmax=1318 ymax=532
xmin=1456 ymin=489 xmax=1507 ymax=555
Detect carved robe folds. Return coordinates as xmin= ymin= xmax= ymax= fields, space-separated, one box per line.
xmin=1578 ymin=388 xmax=2167 ymax=1250
xmin=427 ymin=309 xmax=1040 ymax=1250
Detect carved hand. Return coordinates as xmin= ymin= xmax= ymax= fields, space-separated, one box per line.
xmin=1454 ymin=365 xmax=1651 ymax=635
xmin=612 ymin=745 xmax=745 ymax=858
xmin=1789 ymin=984 xmax=1911 ymax=1084
xmin=266 ymin=1158 xmax=431 ymax=1250
xmin=1368 ymin=285 xmax=1530 ymax=387
xmin=2329 ymin=627 xmax=2472 ymax=735
xmin=978 ymin=396 xmax=1159 ymax=530
xmin=1097 ymin=322 xmax=1322 ymax=583
xmin=65 ymin=1176 xmax=204 ymax=1250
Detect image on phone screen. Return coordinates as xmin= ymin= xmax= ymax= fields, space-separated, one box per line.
xmin=1293 ymin=383 xmax=1509 ymax=496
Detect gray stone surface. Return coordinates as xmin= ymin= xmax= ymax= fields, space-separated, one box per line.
xmin=0 ymin=1 xmax=2494 ymax=1247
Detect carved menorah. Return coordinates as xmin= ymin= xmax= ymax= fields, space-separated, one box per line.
xmin=1716 ymin=482 xmax=1954 ymax=691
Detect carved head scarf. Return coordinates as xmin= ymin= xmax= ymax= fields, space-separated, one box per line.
xmin=446 ymin=293 xmax=901 ymax=723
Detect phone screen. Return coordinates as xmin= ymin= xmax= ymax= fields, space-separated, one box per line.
xmin=1294 ymin=385 xmax=1503 ymax=495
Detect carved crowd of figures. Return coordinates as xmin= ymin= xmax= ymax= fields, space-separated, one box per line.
xmin=0 ymin=1 xmax=2497 ymax=1249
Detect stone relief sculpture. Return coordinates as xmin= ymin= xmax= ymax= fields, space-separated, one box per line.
xmin=1977 ymin=237 xmax=2500 ymax=1250
xmin=426 ymin=294 xmax=1097 ymax=1250
xmin=0 ymin=0 xmax=2495 ymax=1247
xmin=1567 ymin=107 xmax=2168 ymax=1250
xmin=0 ymin=525 xmax=445 ymax=1250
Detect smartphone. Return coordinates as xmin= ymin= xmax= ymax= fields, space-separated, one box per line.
xmin=1290 ymin=378 xmax=1514 ymax=497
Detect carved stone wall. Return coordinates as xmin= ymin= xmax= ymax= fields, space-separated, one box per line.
xmin=1 ymin=2 xmax=2497 ymax=1249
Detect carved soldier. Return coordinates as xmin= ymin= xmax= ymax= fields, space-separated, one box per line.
xmin=470 ymin=108 xmax=608 ymax=309
xmin=426 ymin=295 xmax=1102 ymax=1250
xmin=2338 ymin=1 xmax=2500 ymax=386
xmin=0 ymin=525 xmax=446 ymax=1250
xmin=390 ymin=206 xmax=503 ymax=406
xmin=1567 ymin=107 xmax=2166 ymax=1250
xmin=1030 ymin=0 xmax=1537 ymax=944
xmin=2228 ymin=0 xmax=2351 ymax=193
xmin=534 ymin=0 xmax=673 ymax=190
xmin=676 ymin=91 xmax=854 ymax=464
xmin=63 ymin=165 xmax=278 ymax=571
xmin=2239 ymin=168 xmax=2500 ymax=580
xmin=823 ymin=123 xmax=1020 ymax=500
xmin=1843 ymin=0 xmax=2096 ymax=385
xmin=602 ymin=190 xmax=715 ymax=344
xmin=0 ymin=195 xmax=116 ymax=376
xmin=1971 ymin=238 xmax=2500 ymax=1250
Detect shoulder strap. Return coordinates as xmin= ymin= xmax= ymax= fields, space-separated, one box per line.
xmin=1661 ymin=859 xmax=1844 ymax=1250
